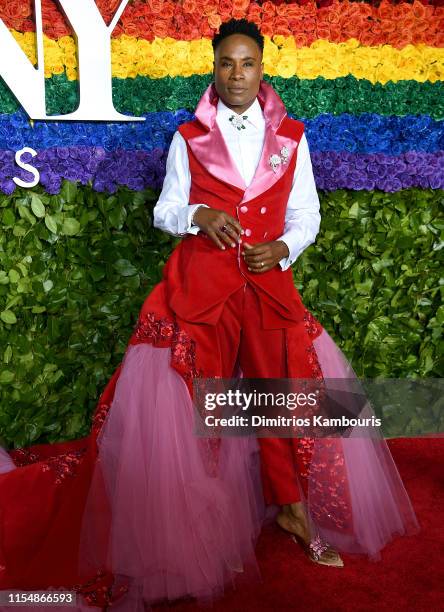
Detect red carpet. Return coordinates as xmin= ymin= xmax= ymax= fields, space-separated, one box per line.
xmin=153 ymin=438 xmax=444 ymax=612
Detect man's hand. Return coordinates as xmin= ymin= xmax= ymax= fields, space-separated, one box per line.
xmin=242 ymin=240 xmax=289 ymax=273
xmin=193 ymin=207 xmax=243 ymax=250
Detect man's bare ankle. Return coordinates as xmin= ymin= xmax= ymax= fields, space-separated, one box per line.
xmin=288 ymin=502 xmax=307 ymax=520
xmin=277 ymin=510 xmax=310 ymax=543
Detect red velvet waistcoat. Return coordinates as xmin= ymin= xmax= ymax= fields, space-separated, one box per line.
xmin=161 ymin=81 xmax=308 ymax=329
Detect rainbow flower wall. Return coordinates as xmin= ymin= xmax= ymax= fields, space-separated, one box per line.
xmin=0 ymin=0 xmax=443 ymax=193
xmin=0 ymin=0 xmax=442 ymax=444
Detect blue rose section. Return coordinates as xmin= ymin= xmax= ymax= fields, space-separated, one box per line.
xmin=0 ymin=146 xmax=442 ymax=195
xmin=0 ymin=111 xmax=442 ymax=155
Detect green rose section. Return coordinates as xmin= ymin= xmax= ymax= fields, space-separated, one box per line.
xmin=0 ymin=183 xmax=442 ymax=447
xmin=0 ymin=74 xmax=443 ymax=118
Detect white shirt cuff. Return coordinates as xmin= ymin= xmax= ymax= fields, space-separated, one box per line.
xmin=278 ymin=230 xmax=312 ymax=271
xmin=277 ymin=236 xmax=295 ymax=271
xmin=186 ymin=204 xmax=209 ymax=235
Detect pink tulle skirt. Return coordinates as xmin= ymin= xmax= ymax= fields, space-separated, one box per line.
xmin=307 ymin=330 xmax=420 ymax=558
xmin=78 ymin=344 xmax=265 ymax=611
xmin=0 ymin=328 xmax=420 ymax=611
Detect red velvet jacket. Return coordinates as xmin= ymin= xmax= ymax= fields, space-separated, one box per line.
xmin=161 ymin=81 xmax=308 ymax=329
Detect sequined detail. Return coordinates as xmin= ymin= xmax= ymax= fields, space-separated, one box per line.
xmin=41 ymin=448 xmax=87 ymax=484
xmin=9 ymin=448 xmax=40 ymax=466
xmin=294 ymin=438 xmax=316 ymax=480
xmin=132 ymin=311 xmax=202 ymax=385
xmin=306 ymin=344 xmax=323 ymax=380
xmin=308 ymin=441 xmax=352 ymax=530
xmin=303 ymin=309 xmax=323 ymax=340
xmin=308 ymin=533 xmax=330 ymax=560
xmin=73 ymin=568 xmax=128 ymax=608
xmin=304 ymin=330 xmax=328 ymax=424
xmin=10 ymin=446 xmax=88 ymax=485
xmin=92 ymin=401 xmax=112 ymax=440
xmin=293 ymin=323 xmax=353 ymax=531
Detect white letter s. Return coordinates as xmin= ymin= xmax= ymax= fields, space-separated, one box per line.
xmin=13 ymin=147 xmax=40 ymax=188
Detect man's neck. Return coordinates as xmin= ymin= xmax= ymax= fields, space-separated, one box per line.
xmin=219 ymin=97 xmax=257 ymax=116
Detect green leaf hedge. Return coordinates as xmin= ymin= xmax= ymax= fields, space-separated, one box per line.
xmin=0 ymin=183 xmax=442 ymax=447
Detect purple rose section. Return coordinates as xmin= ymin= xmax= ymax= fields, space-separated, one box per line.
xmin=0 ymin=147 xmax=166 ymax=195
xmin=0 ymin=147 xmax=443 ymax=195
xmin=311 ymin=150 xmax=444 ymax=192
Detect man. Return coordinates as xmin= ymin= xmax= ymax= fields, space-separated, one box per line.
xmin=153 ymin=18 xmax=342 ymax=566
xmin=0 ymin=18 xmax=420 ymax=609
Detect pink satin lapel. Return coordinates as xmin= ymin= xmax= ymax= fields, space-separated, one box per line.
xmin=186 ymin=122 xmax=247 ymax=191
xmin=189 ymin=82 xmax=246 ymax=191
xmin=241 ymin=81 xmax=297 ymax=203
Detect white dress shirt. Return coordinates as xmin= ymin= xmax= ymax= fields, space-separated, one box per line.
xmin=153 ymin=96 xmax=321 ymax=270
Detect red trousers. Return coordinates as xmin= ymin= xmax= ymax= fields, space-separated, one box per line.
xmin=197 ymin=282 xmax=302 ymax=505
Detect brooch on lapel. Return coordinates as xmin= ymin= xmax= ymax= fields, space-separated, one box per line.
xmin=229 ymin=114 xmax=248 ymax=131
xmin=269 ymin=146 xmax=291 ymax=173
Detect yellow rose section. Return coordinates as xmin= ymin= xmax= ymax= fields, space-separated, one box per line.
xmin=9 ymin=29 xmax=444 ymax=85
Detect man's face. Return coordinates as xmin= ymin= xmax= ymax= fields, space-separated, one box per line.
xmin=213 ymin=33 xmax=264 ymax=115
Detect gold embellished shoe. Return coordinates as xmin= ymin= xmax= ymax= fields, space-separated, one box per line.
xmin=276 ymin=513 xmax=344 ymax=568
xmin=290 ymin=532 xmax=344 ymax=568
